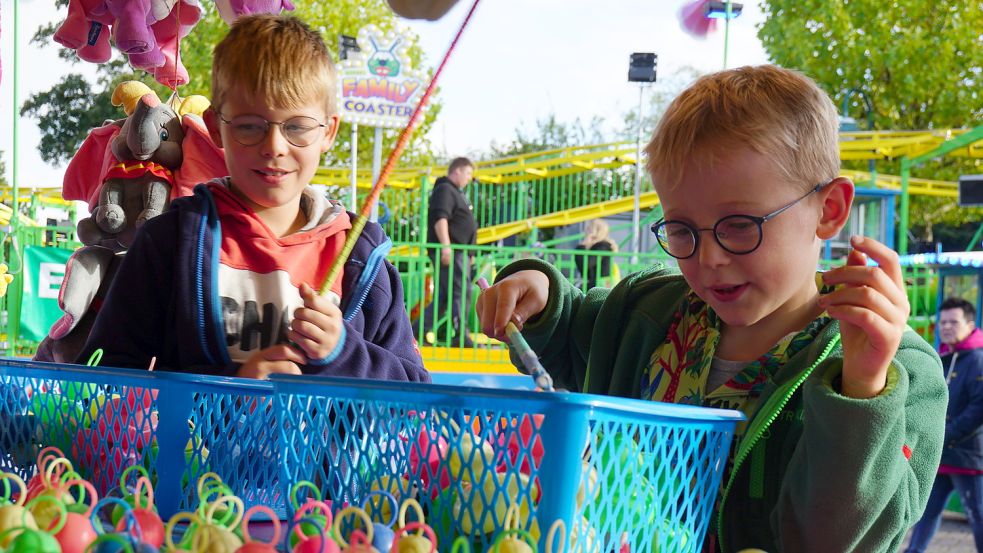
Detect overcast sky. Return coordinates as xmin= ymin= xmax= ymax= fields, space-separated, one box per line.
xmin=0 ymin=0 xmax=770 ymax=189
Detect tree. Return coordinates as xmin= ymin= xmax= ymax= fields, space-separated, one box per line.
xmin=21 ymin=0 xmax=440 ymax=170
xmin=488 ymin=113 xmax=607 ymax=158
xmin=619 ymin=65 xmax=704 ymax=143
xmin=758 ymin=0 xmax=983 ymax=248
xmin=0 ymin=151 xmax=8 ymax=187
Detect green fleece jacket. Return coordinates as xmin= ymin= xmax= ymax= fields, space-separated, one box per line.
xmin=497 ymin=260 xmax=947 ymax=553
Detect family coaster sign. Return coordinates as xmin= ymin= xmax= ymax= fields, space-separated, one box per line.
xmin=338 ymin=25 xmax=427 ymax=128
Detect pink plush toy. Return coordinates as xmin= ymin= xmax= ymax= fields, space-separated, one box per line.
xmin=53 ymin=0 xmax=115 ymax=63
xmin=146 ymin=0 xmax=202 ymax=87
xmin=127 ymin=0 xmax=201 ymax=76
xmin=214 ymin=0 xmax=295 ymax=25
xmin=102 ymin=0 xmax=157 ymax=55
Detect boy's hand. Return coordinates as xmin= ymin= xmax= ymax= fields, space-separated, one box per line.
xmin=236 ymin=344 xmax=305 ymax=379
xmin=819 ymin=236 xmax=910 ymax=399
xmin=289 ymin=283 xmax=345 ymax=361
xmin=476 ymin=270 xmax=549 ymax=341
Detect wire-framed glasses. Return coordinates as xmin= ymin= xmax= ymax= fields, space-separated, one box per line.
xmin=218 ymin=113 xmax=327 ymax=147
xmin=650 ymin=180 xmax=832 ymax=259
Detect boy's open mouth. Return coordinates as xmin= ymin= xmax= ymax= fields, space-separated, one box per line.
xmin=709 ymin=283 xmax=748 ymax=302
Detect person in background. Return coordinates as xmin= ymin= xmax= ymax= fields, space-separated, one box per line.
xmin=574 ymin=219 xmax=619 ymax=290
xmin=906 ymin=297 xmax=983 ymax=552
xmin=424 ymin=157 xmax=478 ymax=347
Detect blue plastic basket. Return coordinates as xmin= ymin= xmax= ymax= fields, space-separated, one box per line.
xmin=0 ymin=359 xmax=283 ymax=518
xmin=272 ymin=374 xmax=743 ymax=553
xmin=1 ymin=359 xmax=742 ymax=552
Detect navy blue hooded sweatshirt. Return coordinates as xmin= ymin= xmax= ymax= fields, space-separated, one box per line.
xmin=77 ymin=184 xmax=429 ymax=382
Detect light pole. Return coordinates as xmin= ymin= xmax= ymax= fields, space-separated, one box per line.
xmin=339 ymin=35 xmax=361 ymax=209
xmin=628 ymin=53 xmax=657 ymax=264
xmin=705 ymin=1 xmax=743 ymax=69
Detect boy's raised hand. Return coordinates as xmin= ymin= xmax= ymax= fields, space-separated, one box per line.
xmin=236 ymin=344 xmax=305 ymax=379
xmin=476 ymin=270 xmax=550 ymax=341
xmin=819 ymin=236 xmax=911 ymax=399
xmin=290 ymin=283 xmax=345 ymax=361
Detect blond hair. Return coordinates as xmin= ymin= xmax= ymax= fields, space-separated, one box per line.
xmin=645 ymin=65 xmax=839 ymax=191
xmin=581 ymin=219 xmax=618 ymax=252
xmin=211 ymin=15 xmax=336 ymax=114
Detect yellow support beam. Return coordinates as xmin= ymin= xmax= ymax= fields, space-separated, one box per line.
xmin=841 ymin=170 xmax=958 ymax=198
xmin=476 ymin=191 xmax=661 ymax=244
xmin=310 ymin=129 xmax=980 ymax=188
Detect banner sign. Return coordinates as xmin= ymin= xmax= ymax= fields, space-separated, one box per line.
xmin=338 ymin=25 xmax=427 ymax=128
xmin=20 ymin=246 xmax=71 ymax=342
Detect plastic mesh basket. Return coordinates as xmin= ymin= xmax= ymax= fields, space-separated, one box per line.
xmin=273 ymin=374 xmax=742 ymax=553
xmin=1 ymin=360 xmax=741 ymax=552
xmin=0 ymin=360 xmax=284 ymax=518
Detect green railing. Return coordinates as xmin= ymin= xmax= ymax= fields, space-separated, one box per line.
xmin=392 ymin=242 xmax=669 ymax=353
xmin=1 ymin=222 xmax=81 ymax=356
xmin=316 ymin=166 xmax=651 ymax=247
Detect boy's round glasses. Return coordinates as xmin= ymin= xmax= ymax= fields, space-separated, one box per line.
xmin=218 ymin=113 xmax=327 ymax=147
xmin=650 ymin=179 xmax=833 ymax=259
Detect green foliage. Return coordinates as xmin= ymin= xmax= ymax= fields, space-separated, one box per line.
xmin=0 ymin=151 xmax=8 ymax=187
xmin=758 ymin=0 xmax=983 ymax=246
xmin=619 ymin=65 xmax=704 ymax=143
xmin=488 ymin=114 xmax=607 ymax=158
xmin=21 ymin=0 xmax=439 ymax=169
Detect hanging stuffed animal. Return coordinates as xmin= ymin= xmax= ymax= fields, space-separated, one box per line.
xmin=53 ymin=0 xmax=115 ymax=63
xmin=53 ymin=0 xmax=293 ymax=86
xmin=33 ymin=81 xmax=225 ymax=365
xmin=100 ymin=0 xmax=159 ymax=56
xmin=140 ymin=0 xmax=203 ymax=87
xmin=213 ymin=0 xmax=295 ymax=25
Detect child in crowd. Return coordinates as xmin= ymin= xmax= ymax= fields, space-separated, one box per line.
xmin=80 ymin=15 xmax=427 ymax=383
xmin=477 ymin=65 xmax=946 ymax=552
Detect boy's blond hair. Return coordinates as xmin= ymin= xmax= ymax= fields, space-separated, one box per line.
xmin=212 ymin=14 xmax=336 ymax=114
xmin=646 ymin=65 xmax=839 ymax=191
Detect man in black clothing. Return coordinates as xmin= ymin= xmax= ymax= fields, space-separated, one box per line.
xmin=424 ymin=157 xmax=477 ymax=347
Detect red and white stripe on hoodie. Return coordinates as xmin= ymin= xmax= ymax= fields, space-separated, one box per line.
xmin=208 ymin=181 xmax=351 ymax=363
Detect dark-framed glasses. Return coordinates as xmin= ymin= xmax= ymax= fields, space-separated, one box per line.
xmin=650 ymin=179 xmax=833 ymax=259
xmin=218 ymin=113 xmax=327 ymax=147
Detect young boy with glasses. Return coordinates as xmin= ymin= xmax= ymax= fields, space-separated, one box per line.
xmin=79 ymin=15 xmax=428 ymax=383
xmin=476 ymin=65 xmax=946 ymax=551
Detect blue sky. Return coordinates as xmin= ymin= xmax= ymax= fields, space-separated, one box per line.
xmin=1 ymin=0 xmax=771 ymax=189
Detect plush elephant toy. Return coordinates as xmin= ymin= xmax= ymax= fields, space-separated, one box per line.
xmin=68 ymin=81 xmax=216 ymax=250
xmin=78 ymin=91 xmax=182 ymax=248
xmin=33 ymin=81 xmax=225 ymax=364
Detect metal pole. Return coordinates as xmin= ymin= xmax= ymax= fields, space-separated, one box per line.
xmin=370 ymin=126 xmax=383 ymax=223
xmin=899 ymin=157 xmax=911 ymax=255
xmin=631 ymin=84 xmax=645 ymax=264
xmin=6 ymin=0 xmax=21 ymax=353
xmin=349 ymin=122 xmax=358 ymax=209
xmin=723 ymin=0 xmax=732 ymax=69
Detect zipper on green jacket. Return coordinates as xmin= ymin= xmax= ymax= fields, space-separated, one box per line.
xmin=716 ymin=334 xmax=840 ymax=553
xmin=750 ymin=435 xmax=767 ymax=499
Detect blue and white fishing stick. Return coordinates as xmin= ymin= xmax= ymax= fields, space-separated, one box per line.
xmin=477 ymin=278 xmax=555 ymax=392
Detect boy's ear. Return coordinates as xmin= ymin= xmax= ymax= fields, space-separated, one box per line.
xmin=319 ymin=114 xmax=341 ymax=154
xmin=816 ymin=177 xmax=855 ymax=240
xmin=203 ymin=107 xmax=224 ymax=148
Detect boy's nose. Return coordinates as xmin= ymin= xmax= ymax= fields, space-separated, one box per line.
xmin=697 ymin=234 xmax=731 ymax=268
xmin=259 ymin=125 xmax=290 ymax=157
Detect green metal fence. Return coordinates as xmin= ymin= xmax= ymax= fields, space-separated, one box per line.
xmin=393 ymin=242 xmax=668 ymax=352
